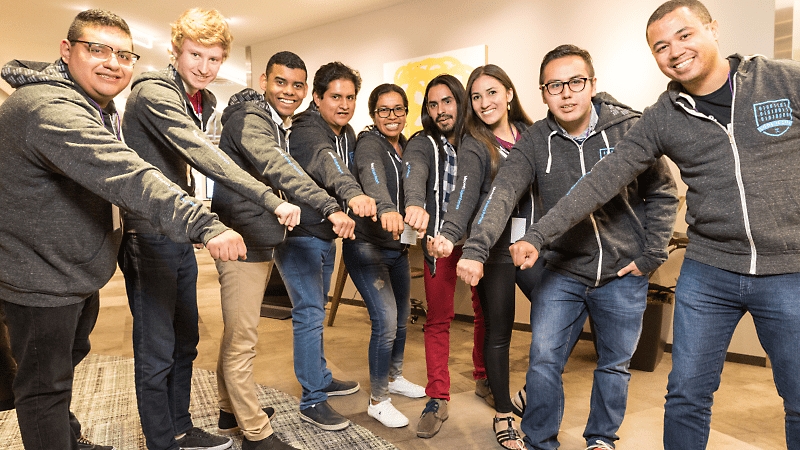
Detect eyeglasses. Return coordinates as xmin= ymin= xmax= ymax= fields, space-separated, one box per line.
xmin=374 ymin=106 xmax=407 ymax=118
xmin=540 ymin=77 xmax=591 ymax=96
xmin=70 ymin=40 xmax=140 ymax=67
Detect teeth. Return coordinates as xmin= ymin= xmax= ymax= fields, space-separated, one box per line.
xmin=481 ymin=108 xmax=495 ymax=115
xmin=385 ymin=123 xmax=400 ymax=130
xmin=675 ymin=58 xmax=693 ymax=69
xmin=279 ymin=99 xmax=295 ymax=104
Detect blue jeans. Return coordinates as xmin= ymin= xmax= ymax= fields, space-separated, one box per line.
xmin=274 ymin=236 xmax=335 ymax=409
xmin=342 ymin=240 xmax=410 ymax=401
xmin=665 ymin=258 xmax=800 ymax=450
xmin=119 ymin=233 xmax=198 ymax=450
xmin=522 ymin=268 xmax=647 ymax=450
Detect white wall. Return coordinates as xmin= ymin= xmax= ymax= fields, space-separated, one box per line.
xmin=252 ymin=0 xmax=775 ymax=358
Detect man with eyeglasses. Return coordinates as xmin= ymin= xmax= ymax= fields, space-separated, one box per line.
xmin=118 ymin=8 xmax=300 ymax=450
xmin=0 ymin=9 xmax=248 ymax=450
xmin=457 ymin=44 xmax=677 ymax=450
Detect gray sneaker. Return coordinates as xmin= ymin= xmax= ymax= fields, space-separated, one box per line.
xmin=475 ymin=378 xmax=495 ymax=408
xmin=322 ymin=378 xmax=360 ymax=396
xmin=175 ymin=427 xmax=232 ymax=449
xmin=416 ymin=398 xmax=448 ymax=438
xmin=300 ymin=400 xmax=350 ymax=431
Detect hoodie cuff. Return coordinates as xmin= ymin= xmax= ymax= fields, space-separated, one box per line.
xmin=200 ymin=222 xmax=231 ymax=245
xmin=460 ymin=245 xmax=488 ymax=264
xmin=632 ymin=254 xmax=662 ymax=275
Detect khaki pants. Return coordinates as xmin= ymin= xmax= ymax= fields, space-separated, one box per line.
xmin=215 ymin=259 xmax=274 ymax=441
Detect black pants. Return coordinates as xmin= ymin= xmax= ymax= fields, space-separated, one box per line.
xmin=3 ymin=293 xmax=99 ymax=450
xmin=0 ymin=302 xmax=16 ymax=411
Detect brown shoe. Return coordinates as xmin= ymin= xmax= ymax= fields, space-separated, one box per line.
xmin=417 ymin=398 xmax=448 ymax=438
xmin=475 ymin=378 xmax=495 ymax=408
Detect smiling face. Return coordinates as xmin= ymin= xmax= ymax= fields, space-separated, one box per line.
xmin=646 ymin=6 xmax=727 ymax=95
xmin=60 ymin=25 xmax=134 ymax=108
xmin=373 ymin=91 xmax=406 ymax=142
xmin=260 ymin=64 xmax=307 ymax=121
xmin=540 ymin=55 xmax=596 ymax=136
xmin=314 ymin=78 xmax=356 ymax=135
xmin=172 ymin=38 xmax=224 ymax=95
xmin=470 ymin=74 xmax=512 ymax=131
xmin=426 ymin=84 xmax=459 ymax=137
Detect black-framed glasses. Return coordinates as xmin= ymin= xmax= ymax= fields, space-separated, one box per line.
xmin=374 ymin=106 xmax=407 ymax=118
xmin=70 ymin=40 xmax=140 ymax=67
xmin=540 ymin=77 xmax=590 ymax=96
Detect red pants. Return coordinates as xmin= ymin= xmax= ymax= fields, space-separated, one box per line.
xmin=423 ymin=246 xmax=485 ymax=400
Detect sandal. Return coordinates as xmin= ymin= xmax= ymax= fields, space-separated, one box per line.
xmin=493 ymin=416 xmax=525 ymax=449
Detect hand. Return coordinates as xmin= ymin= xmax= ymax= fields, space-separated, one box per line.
xmin=206 ymin=230 xmax=247 ymax=261
xmin=427 ymin=235 xmax=454 ymax=258
xmin=457 ymin=259 xmax=484 ymax=286
xmin=349 ymin=194 xmax=377 ymax=221
xmin=510 ymin=240 xmax=539 ymax=270
xmin=380 ymin=211 xmax=405 ymax=240
xmin=617 ymin=261 xmax=645 ymax=277
xmin=328 ymin=211 xmax=355 ymax=240
xmin=404 ymin=205 xmax=429 ymax=233
xmin=274 ymin=202 xmax=301 ymax=230
xmin=193 ymin=243 xmax=205 ymax=250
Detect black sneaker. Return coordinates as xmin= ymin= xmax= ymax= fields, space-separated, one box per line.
xmin=299 ymin=400 xmax=350 ymax=431
xmin=77 ymin=436 xmax=116 ymax=450
xmin=218 ymin=407 xmax=276 ymax=433
xmin=242 ymin=433 xmax=298 ymax=450
xmin=321 ymin=377 xmax=360 ymax=396
xmin=175 ymin=427 xmax=232 ymax=450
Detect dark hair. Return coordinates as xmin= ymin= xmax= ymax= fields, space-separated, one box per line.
xmin=312 ymin=61 xmax=361 ymax=99
xmin=647 ymin=0 xmax=712 ymax=32
xmin=539 ymin=44 xmax=595 ymax=86
xmin=266 ymin=51 xmax=307 ymax=79
xmin=465 ymin=65 xmax=533 ymax=180
xmin=368 ymin=84 xmax=408 ymax=120
xmin=67 ymin=9 xmax=131 ymax=42
xmin=420 ymin=74 xmax=468 ymax=149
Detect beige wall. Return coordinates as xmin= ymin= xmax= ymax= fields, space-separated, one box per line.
xmin=253 ymin=0 xmax=775 ymax=358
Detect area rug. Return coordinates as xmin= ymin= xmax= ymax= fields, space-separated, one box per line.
xmin=0 ymin=354 xmax=396 ymax=450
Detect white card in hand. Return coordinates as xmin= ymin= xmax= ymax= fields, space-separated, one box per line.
xmin=511 ymin=217 xmax=526 ymax=243
xmin=400 ymin=223 xmax=418 ymax=245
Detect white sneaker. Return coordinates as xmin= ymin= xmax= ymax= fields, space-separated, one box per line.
xmin=586 ymin=440 xmax=615 ymax=450
xmin=368 ymin=398 xmax=409 ymax=428
xmin=388 ymin=376 xmax=426 ymax=398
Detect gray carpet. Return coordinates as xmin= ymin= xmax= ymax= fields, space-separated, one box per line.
xmin=0 ymin=354 xmax=396 ymax=450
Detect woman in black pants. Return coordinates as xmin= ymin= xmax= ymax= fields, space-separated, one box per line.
xmin=428 ymin=64 xmax=537 ymax=449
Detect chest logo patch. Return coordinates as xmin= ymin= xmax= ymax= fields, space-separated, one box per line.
xmin=754 ymin=99 xmax=792 ymax=136
xmin=599 ymin=147 xmax=614 ymax=159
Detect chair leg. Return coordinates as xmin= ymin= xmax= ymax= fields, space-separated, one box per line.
xmin=327 ymin=258 xmax=349 ymax=326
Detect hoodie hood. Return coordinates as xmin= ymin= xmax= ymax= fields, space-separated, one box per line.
xmin=221 ymin=88 xmax=271 ymax=126
xmin=130 ymin=65 xmax=217 ymax=124
xmin=2 ymin=59 xmax=71 ymax=89
xmin=545 ymin=91 xmax=640 ymax=135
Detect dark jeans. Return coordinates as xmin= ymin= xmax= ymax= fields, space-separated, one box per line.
xmin=119 ymin=233 xmax=198 ymax=450
xmin=2 ymin=293 xmax=99 ymax=450
xmin=0 ymin=302 xmax=16 ymax=411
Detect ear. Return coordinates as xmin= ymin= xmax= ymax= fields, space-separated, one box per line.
xmin=590 ymin=77 xmax=598 ymax=98
xmin=259 ymin=73 xmax=268 ymax=92
xmin=506 ymin=88 xmax=514 ymax=105
xmin=313 ymin=91 xmax=322 ymax=107
xmin=709 ymin=19 xmax=719 ymax=41
xmin=60 ymin=39 xmax=72 ymax=64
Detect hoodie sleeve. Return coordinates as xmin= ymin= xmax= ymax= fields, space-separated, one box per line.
xmin=29 ymin=96 xmax=228 ymax=245
xmin=353 ymin=135 xmax=398 ymax=217
xmin=631 ymin=156 xmax=678 ymax=274
xmin=522 ymin=109 xmax=662 ymax=252
xmin=289 ymin=124 xmax=365 ymax=204
xmin=438 ymin=136 xmax=490 ymax=244
xmin=402 ymin=135 xmax=433 ymax=208
xmin=461 ymin=133 xmax=537 ymax=263
xmin=129 ymin=79 xmax=285 ymax=213
xmin=233 ymin=109 xmax=341 ymax=218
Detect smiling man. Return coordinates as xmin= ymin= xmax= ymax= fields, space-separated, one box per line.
xmin=466 ymin=1 xmax=800 ymax=449
xmin=119 ymin=8 xmax=301 ymax=450
xmin=457 ymin=45 xmax=677 ymax=450
xmin=211 ymin=52 xmax=356 ymax=450
xmin=0 ymin=9 xmax=247 ymax=450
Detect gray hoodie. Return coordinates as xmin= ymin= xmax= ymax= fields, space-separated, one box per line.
xmin=520 ymin=55 xmax=800 ymax=276
xmin=0 ymin=59 xmax=228 ymax=307
xmin=213 ymin=88 xmax=342 ymax=261
xmin=462 ymin=93 xmax=678 ymax=286
xmin=121 ymin=66 xmax=285 ymax=234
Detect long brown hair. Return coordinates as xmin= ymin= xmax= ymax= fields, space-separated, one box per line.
xmin=465 ymin=64 xmax=532 ymax=179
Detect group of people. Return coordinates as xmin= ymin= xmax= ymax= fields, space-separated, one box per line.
xmin=1 ymin=1 xmax=800 ymax=450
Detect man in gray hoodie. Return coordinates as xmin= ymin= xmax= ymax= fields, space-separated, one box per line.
xmin=0 ymin=9 xmax=246 ymax=450
xmin=458 ymin=45 xmax=678 ymax=450
xmin=118 ymin=8 xmax=300 ymax=450
xmin=462 ymin=1 xmax=800 ymax=449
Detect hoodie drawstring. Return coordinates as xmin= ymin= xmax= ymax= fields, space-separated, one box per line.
xmin=545 ymin=130 xmax=557 ymax=173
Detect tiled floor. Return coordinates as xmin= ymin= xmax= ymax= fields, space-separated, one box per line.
xmin=90 ymin=252 xmax=787 ymax=449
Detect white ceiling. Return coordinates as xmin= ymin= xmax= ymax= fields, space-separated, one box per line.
xmin=0 ymin=0 xmax=409 ymax=93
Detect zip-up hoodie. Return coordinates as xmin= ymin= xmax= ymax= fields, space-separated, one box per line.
xmin=519 ymin=55 xmax=800 ymax=276
xmin=286 ymin=104 xmax=364 ymax=240
xmin=462 ymin=92 xmax=678 ymax=286
xmin=351 ymin=128 xmax=408 ymax=249
xmin=439 ymin=122 xmax=532 ymax=265
xmin=213 ymin=88 xmax=342 ymax=261
xmin=0 ymin=59 xmax=228 ymax=307
xmin=121 ymin=66 xmax=284 ymax=234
